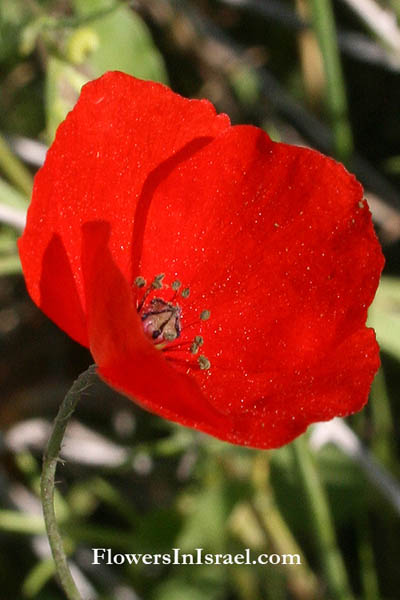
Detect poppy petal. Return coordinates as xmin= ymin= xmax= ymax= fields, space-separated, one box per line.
xmin=80 ymin=221 xmax=233 ymax=433
xmin=18 ymin=73 xmax=384 ymax=448
xmin=135 ymin=125 xmax=383 ymax=446
xmin=19 ymin=71 xmax=230 ymax=342
xmin=28 ymin=233 xmax=88 ymax=347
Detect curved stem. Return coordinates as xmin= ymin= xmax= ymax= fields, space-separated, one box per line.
xmin=40 ymin=365 xmax=96 ymax=600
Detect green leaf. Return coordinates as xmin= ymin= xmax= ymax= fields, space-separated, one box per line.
xmin=22 ymin=558 xmax=56 ymax=599
xmin=176 ymin=460 xmax=233 ymax=553
xmin=271 ymin=443 xmax=367 ymax=526
xmin=45 ymin=2 xmax=168 ymax=140
xmin=0 ymin=0 xmax=31 ymax=60
xmin=368 ymin=276 xmax=400 ymax=361
xmin=71 ymin=0 xmax=168 ymax=83
xmin=230 ymin=66 xmax=261 ymax=106
xmin=152 ymin=577 xmax=224 ymax=600
xmin=45 ymin=56 xmax=88 ymax=142
xmin=20 ymin=15 xmax=51 ymax=56
xmin=0 ymin=176 xmax=29 ymax=210
xmin=0 ymin=252 xmax=21 ymax=275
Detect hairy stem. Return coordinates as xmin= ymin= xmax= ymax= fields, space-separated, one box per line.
xmin=40 ymin=365 xmax=96 ymax=600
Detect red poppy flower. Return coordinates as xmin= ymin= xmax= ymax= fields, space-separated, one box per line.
xmin=18 ymin=71 xmax=384 ymax=449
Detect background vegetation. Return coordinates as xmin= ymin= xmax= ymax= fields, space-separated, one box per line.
xmin=1 ymin=1 xmax=400 ymax=598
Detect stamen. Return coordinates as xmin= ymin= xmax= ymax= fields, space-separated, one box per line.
xmin=134 ymin=276 xmax=146 ymax=288
xmin=162 ymin=341 xmax=193 ymax=353
xmin=151 ymin=273 xmax=165 ymax=289
xmin=137 ymin=275 xmax=213 ymax=366
xmin=137 ymin=274 xmax=166 ymax=313
xmin=190 ymin=334 xmax=204 ymax=355
xmin=198 ymin=355 xmax=211 ymax=370
xmin=200 ymin=309 xmax=211 ymax=321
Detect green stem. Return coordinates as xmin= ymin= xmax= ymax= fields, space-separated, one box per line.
xmin=357 ymin=508 xmax=380 ymax=600
xmin=390 ymin=0 xmax=400 ymax=23
xmin=370 ymin=368 xmax=395 ymax=468
xmin=40 ymin=365 xmax=96 ymax=600
xmin=251 ymin=454 xmax=318 ymax=600
xmin=308 ymin=0 xmax=353 ymax=162
xmin=0 ymin=134 xmax=34 ymax=198
xmin=291 ymin=435 xmax=354 ymax=600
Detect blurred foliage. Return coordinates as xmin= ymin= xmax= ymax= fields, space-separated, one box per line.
xmin=1 ymin=0 xmax=400 ymax=599
xmin=370 ymin=276 xmax=400 ymax=362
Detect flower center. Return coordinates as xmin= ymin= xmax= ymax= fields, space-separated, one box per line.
xmin=141 ymin=298 xmax=181 ymax=342
xmin=134 ymin=274 xmax=211 ymax=371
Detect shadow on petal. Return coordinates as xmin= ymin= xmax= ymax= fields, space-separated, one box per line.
xmin=130 ymin=136 xmax=215 ymax=280
xmin=81 ymin=221 xmax=232 ymax=432
xmin=40 ymin=234 xmax=88 ymax=347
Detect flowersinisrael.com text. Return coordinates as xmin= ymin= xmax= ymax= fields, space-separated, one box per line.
xmin=92 ymin=548 xmax=301 ymax=566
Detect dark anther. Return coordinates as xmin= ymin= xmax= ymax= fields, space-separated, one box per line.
xmin=200 ymin=309 xmax=211 ymax=321
xmin=198 ymin=355 xmax=211 ymax=370
xmin=134 ymin=276 xmax=146 ymax=288
xmin=151 ymin=273 xmax=165 ymax=290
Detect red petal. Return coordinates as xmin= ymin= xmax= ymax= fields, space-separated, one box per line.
xmin=19 ymin=71 xmax=229 ymax=342
xmin=20 ymin=233 xmax=88 ymax=346
xmin=19 ymin=73 xmax=384 ymax=448
xmin=137 ymin=125 xmax=383 ymax=447
xmin=81 ymin=221 xmax=232 ymax=432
